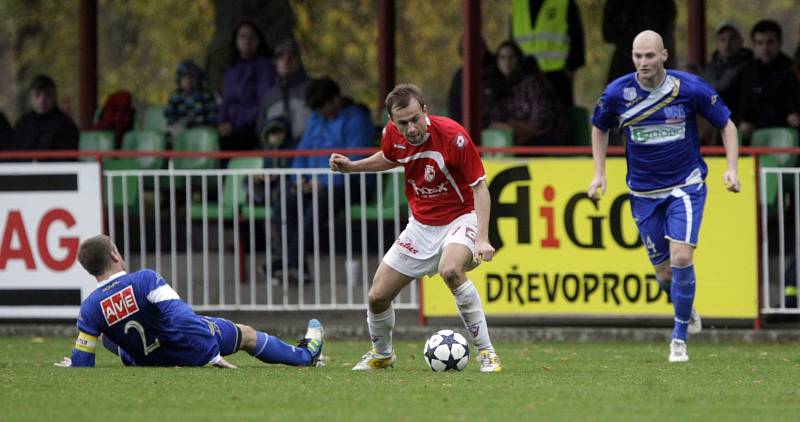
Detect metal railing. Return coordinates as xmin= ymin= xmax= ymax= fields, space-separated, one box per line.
xmin=760 ymin=166 xmax=800 ymax=315
xmin=104 ymin=165 xmax=414 ymax=311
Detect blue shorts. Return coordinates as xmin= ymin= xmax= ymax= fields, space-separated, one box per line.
xmin=202 ymin=316 xmax=242 ymax=356
xmin=630 ymin=183 xmax=707 ymax=266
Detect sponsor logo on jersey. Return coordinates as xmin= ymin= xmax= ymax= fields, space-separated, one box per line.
xmin=424 ymin=164 xmax=435 ymax=182
xmin=408 ymin=179 xmax=449 ymax=197
xmin=623 ymin=87 xmax=638 ymax=101
xmin=711 ymin=95 xmax=718 ymax=105
xmin=393 ymin=143 xmax=406 ymax=149
xmin=395 ymin=239 xmax=419 ymax=255
xmin=629 ymin=123 xmax=686 ymax=144
xmin=455 ymin=134 xmax=465 ymax=149
xmin=101 ymin=285 xmax=140 ymax=326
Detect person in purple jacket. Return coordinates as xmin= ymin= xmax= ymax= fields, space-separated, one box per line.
xmin=217 ymin=21 xmax=276 ymax=151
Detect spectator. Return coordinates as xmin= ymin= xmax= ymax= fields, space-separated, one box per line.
xmin=13 ymin=75 xmax=79 ymax=159
xmin=273 ymin=77 xmax=374 ymax=282
xmin=737 ymin=19 xmax=800 ymax=143
xmin=88 ymin=90 xmax=134 ymax=148
xmin=602 ymin=0 xmax=676 ymax=83
xmin=0 ymin=111 xmax=12 ymax=146
xmin=488 ymin=40 xmax=564 ymax=146
xmin=795 ymin=42 xmax=800 ymax=80
xmin=217 ymin=21 xmax=275 ymax=151
xmin=702 ymin=22 xmax=752 ymax=123
xmin=447 ymin=35 xmax=494 ymax=126
xmin=255 ymin=38 xmax=312 ymax=159
xmin=511 ymin=0 xmax=585 ymax=107
xmin=164 ymin=60 xmax=218 ymax=136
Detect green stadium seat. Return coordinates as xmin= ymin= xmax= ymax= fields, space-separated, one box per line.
xmin=172 ymin=128 xmax=219 ymax=170
xmin=482 ymin=128 xmax=513 ymax=157
xmin=569 ymin=106 xmax=591 ymax=146
xmin=121 ymin=130 xmax=166 ymax=170
xmin=753 ymin=127 xmax=799 ymax=211
xmin=192 ymin=157 xmax=264 ymax=220
xmin=79 ymin=131 xmax=115 ymax=162
xmin=103 ymin=157 xmax=139 ymax=212
xmin=171 ymin=128 xmax=220 ymax=190
xmin=140 ymin=106 xmax=167 ymax=132
xmin=351 ymin=172 xmax=408 ymax=221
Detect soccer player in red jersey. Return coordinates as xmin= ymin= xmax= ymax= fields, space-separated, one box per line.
xmin=330 ymin=84 xmax=501 ymax=372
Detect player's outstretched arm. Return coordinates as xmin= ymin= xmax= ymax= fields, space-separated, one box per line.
xmin=55 ymin=331 xmax=98 ymax=368
xmin=720 ymin=119 xmax=740 ymax=193
xmin=471 ymin=179 xmax=495 ymax=262
xmin=329 ymin=151 xmax=399 ymax=173
xmin=588 ymin=126 xmax=609 ymax=200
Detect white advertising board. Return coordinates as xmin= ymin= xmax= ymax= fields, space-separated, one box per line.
xmin=0 ymin=162 xmax=102 ymax=318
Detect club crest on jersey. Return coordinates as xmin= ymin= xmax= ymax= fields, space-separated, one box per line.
xmin=663 ymin=105 xmax=686 ymax=123
xmin=424 ymin=164 xmax=436 ymax=182
xmin=455 ymin=134 xmax=465 ymax=149
xmin=623 ymin=87 xmax=637 ymax=101
xmin=100 ymin=285 xmax=139 ymax=326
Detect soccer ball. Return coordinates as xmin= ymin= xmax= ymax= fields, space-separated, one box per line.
xmin=423 ymin=329 xmax=470 ymax=372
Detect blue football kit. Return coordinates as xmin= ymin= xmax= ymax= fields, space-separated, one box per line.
xmin=70 ymin=270 xmax=240 ymax=367
xmin=592 ymin=70 xmax=732 ymax=342
xmin=592 ymin=70 xmax=730 ymax=264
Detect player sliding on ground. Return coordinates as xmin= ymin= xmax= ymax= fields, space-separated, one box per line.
xmin=55 ymin=234 xmax=324 ymax=368
xmin=330 ymin=84 xmax=501 ymax=372
xmin=588 ymin=30 xmax=740 ymax=362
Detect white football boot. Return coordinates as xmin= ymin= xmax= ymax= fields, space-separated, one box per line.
xmin=668 ymin=339 xmax=689 ymax=363
xmin=687 ymin=308 xmax=702 ymax=335
xmin=351 ymin=349 xmax=396 ymax=371
xmin=478 ymin=348 xmax=502 ymax=373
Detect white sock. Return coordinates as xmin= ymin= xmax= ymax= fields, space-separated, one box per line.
xmin=453 ymin=280 xmax=493 ymax=351
xmin=367 ymin=306 xmax=394 ymax=355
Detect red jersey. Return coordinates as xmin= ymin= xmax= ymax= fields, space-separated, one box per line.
xmin=381 ymin=115 xmax=486 ymax=226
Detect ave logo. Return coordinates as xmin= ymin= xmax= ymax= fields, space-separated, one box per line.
xmin=0 ymin=208 xmax=79 ymax=271
xmin=101 ymin=286 xmax=139 ymax=326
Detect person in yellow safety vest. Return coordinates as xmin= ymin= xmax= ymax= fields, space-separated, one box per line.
xmin=511 ymin=0 xmax=585 ymax=108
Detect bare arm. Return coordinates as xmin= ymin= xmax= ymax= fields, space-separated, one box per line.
xmin=329 ymin=151 xmax=400 ymax=173
xmin=588 ymin=126 xmax=609 ymax=200
xmin=471 ymin=179 xmax=495 ymax=262
xmin=720 ymin=119 xmax=740 ymax=193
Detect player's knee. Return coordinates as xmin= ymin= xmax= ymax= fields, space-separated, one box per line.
xmin=438 ymin=265 xmax=464 ymax=287
xmin=237 ymin=324 xmax=257 ymax=351
xmin=670 ymin=251 xmax=693 ymax=268
xmin=367 ymin=290 xmax=391 ymax=313
xmin=656 ymin=266 xmax=672 ymax=283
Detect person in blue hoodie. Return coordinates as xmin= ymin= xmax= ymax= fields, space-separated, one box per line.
xmin=272 ymin=77 xmax=374 ymax=282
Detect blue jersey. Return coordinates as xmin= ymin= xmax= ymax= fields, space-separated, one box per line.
xmin=592 ymin=70 xmax=731 ymax=192
xmin=74 ymin=270 xmax=220 ymax=367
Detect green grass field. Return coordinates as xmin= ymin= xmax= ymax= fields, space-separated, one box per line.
xmin=1 ymin=337 xmax=798 ymax=421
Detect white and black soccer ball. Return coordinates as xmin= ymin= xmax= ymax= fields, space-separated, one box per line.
xmin=423 ymin=329 xmax=470 ymax=372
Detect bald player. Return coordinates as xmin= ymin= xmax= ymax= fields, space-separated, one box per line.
xmin=588 ymin=30 xmax=740 ymax=362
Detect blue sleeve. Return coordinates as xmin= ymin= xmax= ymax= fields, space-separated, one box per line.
xmin=693 ymin=77 xmax=731 ymax=129
xmin=292 ymin=114 xmax=319 ymax=170
xmin=592 ymin=87 xmax=616 ymax=131
xmin=139 ymin=270 xmax=199 ymax=321
xmin=70 ymin=348 xmax=96 ymax=367
xmin=344 ymin=108 xmax=375 ymax=160
xmin=70 ymin=309 xmax=99 ymax=368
